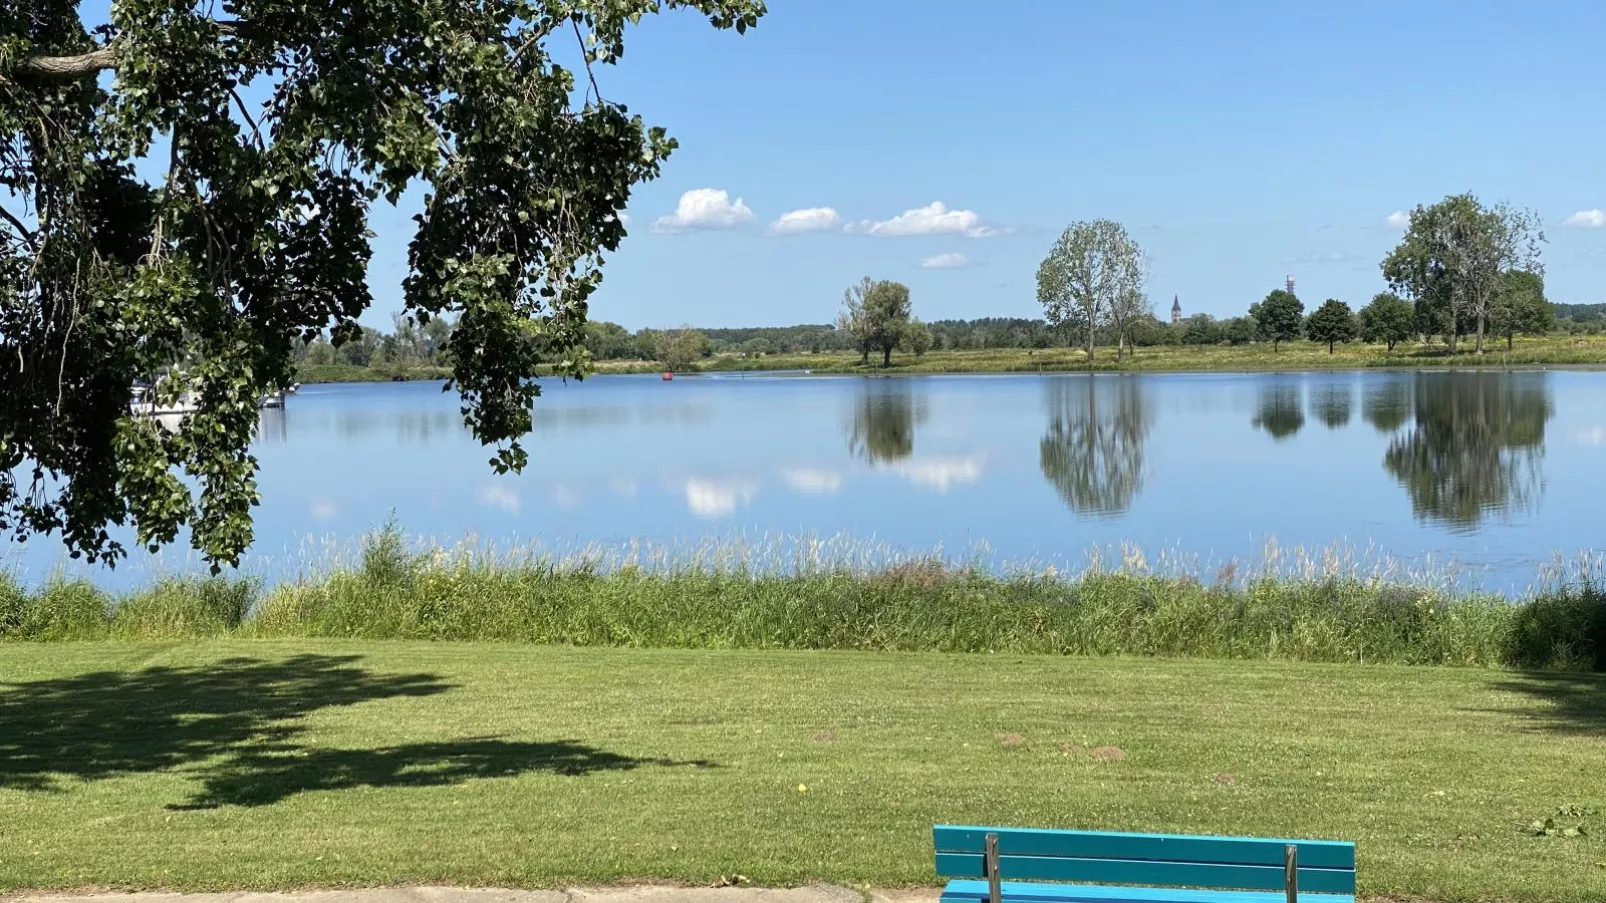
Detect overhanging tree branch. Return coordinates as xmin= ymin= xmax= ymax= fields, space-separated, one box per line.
xmin=5 ymin=45 xmax=120 ymax=83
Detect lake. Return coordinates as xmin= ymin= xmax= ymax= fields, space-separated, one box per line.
xmin=8 ymin=369 xmax=1606 ymax=592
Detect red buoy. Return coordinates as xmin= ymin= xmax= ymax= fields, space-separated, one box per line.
xmin=662 ymin=371 xmax=673 ymax=381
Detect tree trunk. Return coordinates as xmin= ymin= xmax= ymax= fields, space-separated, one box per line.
xmin=1475 ymin=314 xmax=1486 ymax=354
xmin=1115 ymin=329 xmax=1126 ymax=361
xmin=1085 ymin=333 xmax=1095 ymax=362
xmin=882 ymin=346 xmax=891 ymax=368
xmin=1508 ymin=333 xmax=1514 ymax=351
xmin=1328 ymin=341 xmax=1335 ymax=354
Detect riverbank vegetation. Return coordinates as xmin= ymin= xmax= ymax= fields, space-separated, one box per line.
xmin=1 ymin=642 xmax=1603 ymax=900
xmin=5 ymin=530 xmax=1602 ymax=672
xmin=583 ymin=334 xmax=1606 ymax=376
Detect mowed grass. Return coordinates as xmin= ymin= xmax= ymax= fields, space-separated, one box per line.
xmin=1 ymin=642 xmax=1603 ymax=902
xmin=588 ymin=335 xmax=1606 ymax=377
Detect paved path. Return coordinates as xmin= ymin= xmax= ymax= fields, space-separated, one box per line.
xmin=6 ymin=886 xmax=943 ymax=903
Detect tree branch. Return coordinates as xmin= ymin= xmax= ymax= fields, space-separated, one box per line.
xmin=0 ymin=204 xmax=35 ymax=245
xmin=9 ymin=45 xmax=120 ymax=83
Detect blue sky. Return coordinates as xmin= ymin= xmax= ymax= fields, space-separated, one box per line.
xmin=80 ymin=1 xmax=1606 ymax=328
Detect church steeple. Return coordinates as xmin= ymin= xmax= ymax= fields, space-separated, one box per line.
xmin=1170 ymin=295 xmax=1182 ymax=324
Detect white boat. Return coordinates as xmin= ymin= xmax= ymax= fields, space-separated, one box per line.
xmin=129 ymin=386 xmax=199 ymax=416
xmin=260 ymin=392 xmax=285 ymax=409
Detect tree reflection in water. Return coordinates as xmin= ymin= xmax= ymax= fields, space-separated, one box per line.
xmin=1252 ymin=380 xmax=1305 ymax=441
xmin=846 ymin=379 xmax=928 ymax=465
xmin=1361 ymin=379 xmax=1413 ymax=433
xmin=1383 ymin=371 xmax=1551 ymax=530
xmin=1039 ymin=375 xmax=1152 ymax=517
xmin=1309 ymin=379 xmax=1354 ymax=429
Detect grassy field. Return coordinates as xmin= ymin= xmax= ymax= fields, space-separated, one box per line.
xmin=0 ymin=642 xmax=1602 ymax=901
xmin=588 ymin=335 xmax=1606 ymax=376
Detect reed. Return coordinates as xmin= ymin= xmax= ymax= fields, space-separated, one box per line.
xmin=4 ymin=526 xmax=1602 ymax=670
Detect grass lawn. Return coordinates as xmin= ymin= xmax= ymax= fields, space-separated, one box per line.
xmin=1 ymin=642 xmax=1603 ymax=902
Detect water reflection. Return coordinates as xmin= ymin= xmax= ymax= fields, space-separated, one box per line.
xmin=1039 ymin=376 xmax=1152 ymax=517
xmin=847 ymin=379 xmax=927 ymax=464
xmin=327 ymin=409 xmax=463 ymax=442
xmin=1252 ymin=381 xmax=1305 ymax=441
xmin=1310 ymin=381 xmax=1353 ymax=430
xmin=1382 ymin=372 xmax=1552 ymax=530
xmin=1362 ymin=381 xmax=1412 ymax=433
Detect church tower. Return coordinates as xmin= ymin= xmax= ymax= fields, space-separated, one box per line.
xmin=1170 ymin=295 xmax=1182 ymax=324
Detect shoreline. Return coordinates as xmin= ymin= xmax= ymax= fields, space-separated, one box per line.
xmin=296 ymin=340 xmax=1606 ymax=384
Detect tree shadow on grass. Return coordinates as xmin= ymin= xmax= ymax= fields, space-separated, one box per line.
xmin=0 ymin=654 xmax=711 ymax=808
xmin=1484 ymin=671 xmax=1606 ymax=737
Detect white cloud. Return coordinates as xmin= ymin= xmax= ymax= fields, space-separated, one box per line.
xmin=889 ymin=455 xmax=984 ymax=493
xmin=1384 ymin=210 xmax=1411 ymax=231
xmin=310 ymin=501 xmax=338 ymax=522
xmin=852 ymin=202 xmax=1002 ymax=238
xmin=476 ymin=484 xmax=521 ymax=514
xmin=1577 ymin=427 xmax=1606 ymax=447
xmin=550 ymin=485 xmax=583 ymax=509
xmin=1564 ymin=209 xmax=1606 ymax=229
xmin=651 ymin=189 xmax=756 ymax=233
xmin=767 ymin=207 xmax=843 ymax=235
xmin=919 ymin=252 xmax=970 ymax=269
xmin=782 ymin=468 xmax=843 ymax=496
xmin=684 ymin=478 xmax=758 ymax=518
xmin=606 ymin=211 xmax=631 ymax=227
xmin=611 ymin=477 xmax=638 ymax=498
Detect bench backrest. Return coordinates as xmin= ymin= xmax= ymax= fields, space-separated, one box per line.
xmin=934 ymin=825 xmax=1356 ymax=894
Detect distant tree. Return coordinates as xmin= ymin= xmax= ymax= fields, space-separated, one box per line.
xmin=1182 ymin=315 xmax=1223 ymax=345
xmin=838 ymin=276 xmax=878 ymax=365
xmin=1107 ymin=286 xmax=1154 ymax=360
xmin=1490 ymin=270 xmax=1553 ymax=350
xmin=648 ymin=327 xmax=709 ymax=372
xmin=1037 ymin=220 xmax=1145 ymax=361
xmin=1126 ymin=314 xmax=1169 ymax=347
xmin=1381 ymin=194 xmax=1545 ymax=354
xmin=860 ymin=280 xmax=914 ymax=367
xmin=584 ymin=321 xmax=638 ymax=360
xmin=304 ymin=340 xmax=336 ymax=367
xmin=1224 ymin=317 xmax=1256 ymax=346
xmin=1305 ymin=299 xmax=1358 ymax=353
xmin=1158 ymin=323 xmax=1184 ymax=346
xmin=903 ymin=318 xmax=934 ymax=357
xmin=1249 ymin=290 xmax=1305 ymax=351
xmin=1358 ymin=293 xmax=1416 ymax=351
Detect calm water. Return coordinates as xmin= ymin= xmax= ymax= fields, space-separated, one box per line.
xmin=10 ymin=370 xmax=1606 ymax=592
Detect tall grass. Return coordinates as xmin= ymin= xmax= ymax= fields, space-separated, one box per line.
xmin=4 ymin=525 xmax=1602 ymax=670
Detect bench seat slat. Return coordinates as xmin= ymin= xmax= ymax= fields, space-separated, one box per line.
xmin=941 ymin=878 xmax=1354 ymax=903
xmin=935 ymin=826 xmax=1356 ymax=871
xmin=935 ymin=853 xmax=1356 ymax=895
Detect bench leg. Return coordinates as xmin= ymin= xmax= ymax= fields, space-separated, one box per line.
xmin=985 ymin=833 xmax=1001 ymax=903
xmin=1284 ymin=844 xmax=1298 ymax=903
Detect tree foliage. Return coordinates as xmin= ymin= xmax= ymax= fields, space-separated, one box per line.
xmin=1304 ymin=299 xmax=1357 ymax=353
xmin=902 ymin=317 xmax=932 ymax=357
xmin=1358 ymin=292 xmax=1415 ymax=351
xmin=0 ymin=0 xmax=765 ymax=565
xmin=1381 ymin=194 xmax=1545 ymax=354
xmin=1036 ymin=219 xmax=1145 ymax=361
xmin=643 ymin=326 xmax=708 ymax=372
xmin=1249 ymin=289 xmax=1303 ymax=351
xmin=841 ymin=277 xmax=912 ymax=368
xmin=1489 ymin=270 xmax=1552 ymax=350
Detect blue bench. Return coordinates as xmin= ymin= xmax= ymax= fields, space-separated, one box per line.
xmin=934 ymin=825 xmax=1355 ymax=903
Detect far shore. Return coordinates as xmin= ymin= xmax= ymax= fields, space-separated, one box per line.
xmin=297 ymin=335 xmax=1606 ymax=384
